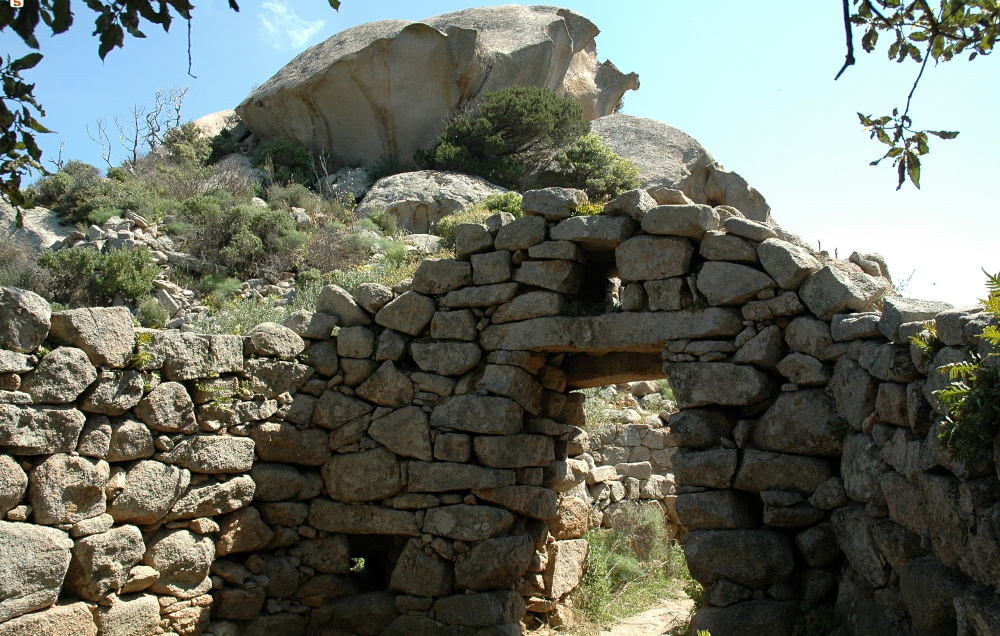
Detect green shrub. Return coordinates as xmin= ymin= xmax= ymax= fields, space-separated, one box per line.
xmin=97 ymin=246 xmax=159 ymax=301
xmin=266 ymin=183 xmax=315 ymax=211
xmin=136 ymin=295 xmax=169 ymax=328
xmin=367 ymin=156 xmax=406 ymax=183
xmin=36 ymin=246 xmax=102 ymax=306
xmin=482 ymin=192 xmax=522 ymax=217
xmin=434 ymin=207 xmax=493 ymax=248
xmin=87 ymin=208 xmax=119 ymax=227
xmin=175 ymin=194 xmax=305 ymax=277
xmin=253 ymin=138 xmax=316 ymax=185
xmin=106 ymin=166 xmax=130 ymax=182
xmin=573 ymin=201 xmax=604 ymax=216
xmin=266 ymin=183 xmax=355 ymax=226
xmin=37 ymin=161 xmax=163 ymax=225
xmin=368 ymin=208 xmax=399 ymax=235
xmin=189 ymin=279 xmax=326 ymax=336
xmin=352 ymin=218 xmax=379 ymax=233
xmin=415 ymin=86 xmax=589 ymax=189
xmin=553 ymin=133 xmax=641 ymax=201
xmin=571 ymin=501 xmax=693 ymax=625
xmin=189 ymin=295 xmax=290 ymax=335
xmin=30 ymin=169 xmax=73 ymax=207
xmin=328 ymin=258 xmax=420 ymax=295
xmin=658 ymin=379 xmax=675 ymax=403
xmin=921 ymin=270 xmax=1000 ymax=464
xmin=162 ymin=122 xmax=212 ymax=166
xmin=305 ymin=221 xmax=410 ymax=274
xmin=199 ymin=275 xmax=244 ymax=304
xmin=298 ymin=268 xmax=323 ymax=286
xmin=0 ymin=236 xmax=51 ymax=294
xmin=208 ymin=127 xmax=241 ymax=164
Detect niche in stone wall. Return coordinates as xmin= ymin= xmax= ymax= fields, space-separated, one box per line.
xmin=345 ymin=535 xmax=404 ymax=593
xmin=569 ymin=251 xmax=620 ymax=312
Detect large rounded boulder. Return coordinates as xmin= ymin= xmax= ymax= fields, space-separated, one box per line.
xmin=356 ymin=170 xmax=506 ymax=234
xmin=591 ymin=113 xmax=716 ymax=205
xmin=236 ymin=5 xmax=638 ymax=165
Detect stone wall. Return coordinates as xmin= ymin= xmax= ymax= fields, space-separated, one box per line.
xmin=1 ymin=185 xmax=998 ymax=635
xmin=557 ymin=383 xmax=684 ymax=541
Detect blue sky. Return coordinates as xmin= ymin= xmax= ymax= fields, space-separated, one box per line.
xmin=7 ymin=0 xmax=999 ymax=306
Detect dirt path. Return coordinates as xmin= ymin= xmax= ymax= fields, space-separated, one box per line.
xmin=596 ymin=595 xmax=695 ymax=636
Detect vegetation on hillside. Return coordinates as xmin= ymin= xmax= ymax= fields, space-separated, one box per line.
xmin=15 ymin=111 xmax=426 ymax=331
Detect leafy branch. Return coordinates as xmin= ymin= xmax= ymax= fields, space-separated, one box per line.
xmin=0 ymin=53 xmax=51 ymax=206
xmin=838 ymin=0 xmax=998 ymax=188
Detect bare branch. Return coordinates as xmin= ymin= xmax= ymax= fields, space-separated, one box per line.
xmin=47 ymin=138 xmax=66 ymax=171
xmin=87 ymin=118 xmax=113 ymax=169
xmin=170 ymin=86 xmax=190 ymax=129
xmin=835 ymin=0 xmax=856 ymax=80
xmin=187 ymin=18 xmax=198 ymax=79
xmin=115 ymin=106 xmax=146 ymax=173
xmin=904 ymin=45 xmax=933 ymax=119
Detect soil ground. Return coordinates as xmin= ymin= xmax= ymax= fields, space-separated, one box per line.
xmin=530 ymin=592 xmax=695 ymax=636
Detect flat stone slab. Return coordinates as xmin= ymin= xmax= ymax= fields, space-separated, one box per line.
xmin=480 ymin=308 xmax=743 ymax=353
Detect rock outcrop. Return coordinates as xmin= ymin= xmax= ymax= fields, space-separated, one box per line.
xmin=591 ymin=114 xmax=773 ymax=222
xmin=1 ymin=197 xmax=70 ymax=252
xmin=236 ymin=5 xmax=638 ymax=165
xmin=592 ymin=114 xmax=717 ymax=206
xmin=356 ymin=170 xmax=506 ymax=233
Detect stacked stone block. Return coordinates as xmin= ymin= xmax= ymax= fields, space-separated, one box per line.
xmin=1 ymin=184 xmax=998 ymax=635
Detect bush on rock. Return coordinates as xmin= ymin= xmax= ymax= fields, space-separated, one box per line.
xmin=415 ymin=86 xmax=589 ymax=190
xmin=553 ymin=133 xmax=640 ymax=201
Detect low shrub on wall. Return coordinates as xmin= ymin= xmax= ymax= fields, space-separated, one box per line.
xmin=916 ymin=269 xmax=1000 ymax=463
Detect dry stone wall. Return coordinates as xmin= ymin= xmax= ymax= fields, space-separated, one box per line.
xmin=1 ymin=185 xmax=999 ymax=636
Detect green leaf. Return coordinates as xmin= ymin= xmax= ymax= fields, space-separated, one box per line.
xmin=930 ymin=130 xmax=960 ymax=139
xmin=21 ymin=131 xmax=42 ymax=161
xmin=10 ymin=53 xmax=43 ymax=72
xmin=906 ymin=152 xmax=921 ymax=188
xmin=97 ymin=24 xmax=125 ymax=60
xmin=25 ymin=117 xmax=52 ymax=134
xmin=327 ymin=0 xmax=341 ymax=8
xmin=51 ymin=0 xmax=73 ymax=33
xmin=862 ymin=28 xmax=879 ymax=52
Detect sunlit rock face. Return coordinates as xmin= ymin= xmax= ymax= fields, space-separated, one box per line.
xmin=236 ymin=5 xmax=638 ymax=165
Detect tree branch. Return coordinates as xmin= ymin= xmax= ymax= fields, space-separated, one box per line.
xmin=863 ymin=0 xmax=892 ymax=27
xmin=903 ymin=44 xmax=932 ymax=119
xmin=186 ymin=18 xmax=197 ymax=79
xmin=835 ymin=0 xmax=855 ymax=80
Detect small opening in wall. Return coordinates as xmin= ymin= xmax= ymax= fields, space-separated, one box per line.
xmin=345 ymin=535 xmax=405 ymax=593
xmin=568 ymin=253 xmax=619 ymax=315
